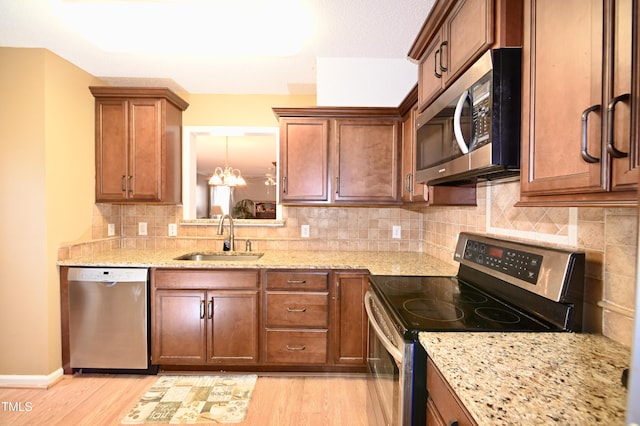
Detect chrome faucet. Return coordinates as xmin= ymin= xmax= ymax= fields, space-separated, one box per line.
xmin=216 ymin=214 xmax=235 ymax=251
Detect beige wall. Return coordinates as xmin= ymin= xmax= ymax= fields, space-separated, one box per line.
xmin=183 ymin=93 xmax=316 ymax=127
xmin=0 ymin=48 xmax=97 ymax=375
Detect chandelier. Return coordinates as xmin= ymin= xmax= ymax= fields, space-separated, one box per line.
xmin=208 ymin=136 xmax=246 ymax=187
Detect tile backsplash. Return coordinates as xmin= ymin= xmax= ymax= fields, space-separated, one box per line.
xmin=62 ymin=180 xmax=637 ymax=347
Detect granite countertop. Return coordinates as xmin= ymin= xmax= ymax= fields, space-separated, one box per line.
xmin=57 ymin=249 xmax=459 ymax=276
xmin=420 ymin=332 xmax=630 ymax=425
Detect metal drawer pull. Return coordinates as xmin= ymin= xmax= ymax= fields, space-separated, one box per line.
xmin=287 ymin=280 xmax=307 ymax=284
xmin=439 ymin=41 xmax=448 ymax=72
xmin=286 ymin=345 xmax=306 ymax=351
xmin=200 ymin=300 xmax=205 ymax=319
xmin=580 ymin=104 xmax=601 ymax=163
xmin=287 ymin=307 xmax=307 ymax=313
xmin=207 ymin=300 xmax=213 ymax=320
xmin=434 ymin=48 xmax=442 ymax=78
xmin=606 ymin=93 xmax=630 ymax=158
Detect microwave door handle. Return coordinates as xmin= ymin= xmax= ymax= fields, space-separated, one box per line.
xmin=364 ymin=292 xmax=403 ymax=364
xmin=453 ymin=90 xmax=470 ymax=154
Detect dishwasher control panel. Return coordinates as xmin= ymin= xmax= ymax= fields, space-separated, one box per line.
xmin=67 ymin=267 xmax=148 ymax=282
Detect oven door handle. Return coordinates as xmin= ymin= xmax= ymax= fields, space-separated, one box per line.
xmin=364 ymin=292 xmax=403 ymax=364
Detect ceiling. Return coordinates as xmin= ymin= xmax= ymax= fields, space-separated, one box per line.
xmin=0 ymin=0 xmax=435 ymax=95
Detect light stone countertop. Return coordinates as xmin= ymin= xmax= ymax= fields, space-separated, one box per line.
xmin=420 ymin=332 xmax=630 ymax=425
xmin=57 ymin=249 xmax=459 ymax=276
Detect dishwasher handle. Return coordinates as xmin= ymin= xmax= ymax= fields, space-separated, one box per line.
xmin=364 ymin=292 xmax=403 ymax=364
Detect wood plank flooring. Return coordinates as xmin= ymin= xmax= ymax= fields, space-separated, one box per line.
xmin=0 ymin=373 xmax=368 ymax=426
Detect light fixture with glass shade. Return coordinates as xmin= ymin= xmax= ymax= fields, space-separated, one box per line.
xmin=208 ymin=136 xmax=246 ymax=187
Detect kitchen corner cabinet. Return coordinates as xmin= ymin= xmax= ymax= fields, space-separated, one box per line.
xmin=332 ymin=272 xmax=368 ymax=366
xmin=519 ymin=0 xmax=638 ymax=206
xmin=90 ymin=87 xmax=189 ymax=204
xmin=427 ymin=357 xmax=477 ymax=426
xmin=151 ymin=269 xmax=259 ymax=366
xmin=400 ymin=87 xmax=427 ymax=204
xmin=409 ymin=0 xmax=523 ymax=111
xmin=274 ymin=108 xmax=401 ymax=206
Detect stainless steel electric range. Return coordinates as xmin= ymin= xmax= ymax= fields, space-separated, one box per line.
xmin=365 ymin=232 xmax=585 ymax=426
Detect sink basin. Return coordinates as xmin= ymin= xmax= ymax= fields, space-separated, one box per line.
xmin=174 ymin=252 xmax=264 ymax=261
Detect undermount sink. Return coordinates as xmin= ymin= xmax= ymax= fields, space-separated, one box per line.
xmin=174 ymin=252 xmax=264 ymax=261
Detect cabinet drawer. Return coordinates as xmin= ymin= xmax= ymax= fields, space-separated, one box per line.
xmin=153 ymin=269 xmax=259 ymax=290
xmin=266 ymin=293 xmax=329 ymax=328
xmin=265 ymin=330 xmax=328 ymax=364
xmin=427 ymin=358 xmax=476 ymax=426
xmin=265 ymin=271 xmax=329 ymax=291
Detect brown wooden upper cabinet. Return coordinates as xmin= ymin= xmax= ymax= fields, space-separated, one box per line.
xmin=273 ymin=108 xmax=401 ymax=206
xmin=90 ymin=87 xmax=189 ymax=204
xmin=408 ymin=0 xmax=523 ymax=112
xmin=519 ymin=0 xmax=638 ymax=205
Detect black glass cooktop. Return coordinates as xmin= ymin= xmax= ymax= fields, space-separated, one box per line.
xmin=369 ymin=275 xmax=560 ymax=338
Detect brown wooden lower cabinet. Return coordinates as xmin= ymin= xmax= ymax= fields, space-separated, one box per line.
xmin=151 ymin=269 xmax=260 ymax=366
xmin=427 ymin=357 xmax=477 ymax=426
xmin=333 ymin=272 xmax=368 ymax=366
xmin=147 ymin=268 xmax=368 ymax=372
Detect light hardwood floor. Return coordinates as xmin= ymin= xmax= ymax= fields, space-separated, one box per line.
xmin=0 ymin=373 xmax=368 ymax=426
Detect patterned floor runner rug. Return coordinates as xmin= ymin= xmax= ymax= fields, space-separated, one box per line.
xmin=122 ymin=375 xmax=257 ymax=424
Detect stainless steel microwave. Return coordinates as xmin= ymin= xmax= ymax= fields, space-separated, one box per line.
xmin=415 ymin=48 xmax=522 ymax=185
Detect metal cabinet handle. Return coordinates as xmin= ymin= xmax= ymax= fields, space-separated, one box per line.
xmin=200 ymin=300 xmax=205 ymax=319
xmin=448 ymin=420 xmax=459 ymax=426
xmin=434 ymin=48 xmax=442 ymax=78
xmin=286 ymin=345 xmax=306 ymax=351
xmin=606 ymin=93 xmax=630 ymax=158
xmin=121 ymin=175 xmax=127 ymax=192
xmin=287 ymin=307 xmax=307 ymax=313
xmin=439 ymin=41 xmax=448 ymax=72
xmin=581 ymin=104 xmax=601 ymax=163
xmin=405 ymin=173 xmax=412 ymax=193
xmin=207 ymin=299 xmax=213 ymax=320
xmin=287 ymin=279 xmax=307 ymax=285
xmin=335 ymin=177 xmax=340 ymax=194
xmin=127 ymin=176 xmax=132 ymax=194
xmin=282 ymin=176 xmax=287 ymax=194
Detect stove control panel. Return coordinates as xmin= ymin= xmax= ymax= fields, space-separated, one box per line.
xmin=463 ymin=239 xmax=543 ymax=284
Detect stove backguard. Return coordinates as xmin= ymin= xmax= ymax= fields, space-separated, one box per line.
xmin=454 ymin=232 xmax=585 ymax=331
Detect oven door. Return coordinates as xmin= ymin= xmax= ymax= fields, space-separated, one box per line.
xmin=365 ymin=291 xmax=408 ymax=426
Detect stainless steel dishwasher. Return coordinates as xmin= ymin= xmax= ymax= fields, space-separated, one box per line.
xmin=68 ymin=267 xmax=150 ymax=370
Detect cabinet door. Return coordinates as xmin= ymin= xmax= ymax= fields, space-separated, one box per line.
xmin=443 ymin=0 xmax=493 ymax=86
xmin=401 ymin=105 xmax=427 ymax=203
xmin=95 ymin=99 xmax=129 ymax=201
xmin=207 ymin=290 xmax=259 ymax=364
xmin=427 ymin=358 xmax=477 ymax=425
xmin=418 ymin=31 xmax=446 ymax=109
xmin=128 ymin=99 xmax=162 ymax=201
xmin=152 ymin=289 xmax=207 ymax=364
xmin=610 ymin=0 xmax=638 ymax=190
xmin=332 ymin=272 xmax=368 ymax=366
xmin=280 ymin=119 xmax=330 ymax=202
xmin=521 ymin=0 xmax=605 ymax=196
xmin=334 ymin=119 xmax=399 ymax=203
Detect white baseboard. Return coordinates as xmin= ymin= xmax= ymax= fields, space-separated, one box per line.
xmin=0 ymin=368 xmax=64 ymax=389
